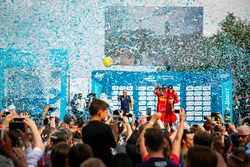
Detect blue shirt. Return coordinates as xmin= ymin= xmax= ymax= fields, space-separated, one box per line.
xmin=118 ymin=95 xmax=131 ymax=112
xmin=243 ymin=142 xmax=250 ymax=157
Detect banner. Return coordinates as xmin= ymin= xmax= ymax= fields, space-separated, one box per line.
xmin=92 ymin=70 xmax=232 ymax=124
xmin=221 ymin=79 xmax=233 ymax=123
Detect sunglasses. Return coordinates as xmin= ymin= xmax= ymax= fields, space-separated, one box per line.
xmin=238 ymin=135 xmax=248 ymax=139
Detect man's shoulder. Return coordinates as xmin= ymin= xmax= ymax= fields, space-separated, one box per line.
xmin=84 ymin=121 xmax=110 ymax=129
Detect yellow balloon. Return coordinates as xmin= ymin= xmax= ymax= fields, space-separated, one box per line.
xmin=103 ymin=56 xmax=113 ymax=67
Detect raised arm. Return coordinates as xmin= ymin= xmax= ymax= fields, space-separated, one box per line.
xmin=171 ymin=108 xmax=185 ymax=159
xmin=24 ymin=117 xmax=44 ymax=151
xmin=138 ymin=112 xmax=162 ymax=160
xmin=154 ymin=85 xmax=161 ymax=96
xmin=123 ymin=116 xmax=133 ymax=142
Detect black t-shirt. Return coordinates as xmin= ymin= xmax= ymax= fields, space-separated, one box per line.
xmin=82 ymin=121 xmax=116 ymax=167
xmin=136 ymin=157 xmax=178 ymax=167
xmin=118 ymin=95 xmax=131 ymax=112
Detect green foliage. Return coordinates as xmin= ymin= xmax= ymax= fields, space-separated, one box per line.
xmin=159 ymin=13 xmax=249 ymax=94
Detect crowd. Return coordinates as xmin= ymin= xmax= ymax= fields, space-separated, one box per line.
xmin=0 ymin=98 xmax=249 ymax=167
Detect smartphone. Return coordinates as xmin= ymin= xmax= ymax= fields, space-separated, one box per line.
xmin=113 ymin=109 xmax=120 ymax=115
xmin=14 ymin=118 xmax=24 ymax=122
xmin=124 ymin=113 xmax=132 ymax=117
xmin=175 ymin=109 xmax=180 ymax=114
xmin=48 ymin=107 xmax=55 ymax=112
xmin=9 ymin=122 xmax=26 ymax=132
xmin=146 ymin=108 xmax=152 ymax=117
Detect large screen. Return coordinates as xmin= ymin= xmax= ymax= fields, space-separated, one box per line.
xmin=105 ymin=6 xmax=203 ymax=66
xmin=92 ymin=70 xmax=232 ymax=124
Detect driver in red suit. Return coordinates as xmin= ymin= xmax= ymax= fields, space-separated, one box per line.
xmin=154 ymin=85 xmax=168 ymax=123
xmin=154 ymin=85 xmax=179 ymax=125
xmin=165 ymin=85 xmax=179 ymax=125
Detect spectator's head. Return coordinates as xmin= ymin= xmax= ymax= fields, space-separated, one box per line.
xmin=181 ymin=129 xmax=194 ymax=150
xmin=194 ymin=131 xmax=212 ymax=147
xmin=227 ymin=149 xmax=250 ymax=167
xmin=203 ymin=121 xmax=214 ymax=132
xmin=89 ymin=99 xmax=109 ymax=121
xmin=49 ymin=131 xmax=68 ymax=147
xmin=80 ymin=158 xmax=106 ymax=167
xmin=51 ymin=142 xmax=71 ymax=167
xmin=111 ymin=153 xmax=132 ymax=167
xmin=190 ymin=125 xmax=202 ymax=133
xmin=78 ymin=93 xmax=83 ymax=99
xmin=241 ymin=117 xmax=250 ymax=126
xmin=144 ymin=128 xmax=165 ymax=155
xmin=58 ymin=127 xmax=73 ymax=144
xmin=238 ymin=125 xmax=250 ymax=147
xmin=68 ymin=144 xmax=93 ymax=167
xmin=185 ymin=146 xmax=218 ymax=167
xmin=122 ymin=90 xmax=127 ymax=96
xmin=211 ymin=132 xmax=225 ymax=156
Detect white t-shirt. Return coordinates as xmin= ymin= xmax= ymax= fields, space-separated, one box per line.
xmin=26 ymin=147 xmax=44 ymax=167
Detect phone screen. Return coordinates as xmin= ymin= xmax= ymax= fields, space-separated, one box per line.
xmin=14 ymin=118 xmax=24 ymax=122
xmin=175 ymin=109 xmax=180 ymax=114
xmin=9 ymin=122 xmax=26 ymax=132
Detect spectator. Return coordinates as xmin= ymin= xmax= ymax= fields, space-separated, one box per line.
xmin=19 ymin=117 xmax=45 ymax=167
xmin=227 ymin=149 xmax=250 ymax=167
xmin=68 ymin=144 xmax=93 ymax=167
xmin=51 ymin=142 xmax=70 ymax=167
xmin=37 ymin=130 xmax=68 ymax=167
xmin=80 ymin=158 xmax=106 ymax=167
xmin=71 ymin=94 xmax=79 ymax=114
xmin=0 ymin=130 xmax=27 ymax=167
xmin=76 ymin=93 xmax=86 ymax=113
xmin=180 ymin=129 xmax=194 ymax=163
xmin=1 ymin=97 xmax=250 ymax=167
xmin=211 ymin=132 xmax=226 ymax=158
xmin=241 ymin=117 xmax=250 ymax=126
xmin=185 ymin=146 xmax=218 ymax=167
xmin=238 ymin=125 xmax=250 ymax=156
xmin=203 ymin=120 xmax=214 ymax=133
xmin=193 ymin=131 xmax=212 ymax=147
xmin=82 ymin=99 xmax=116 ymax=167
xmin=137 ymin=127 xmax=178 ymax=167
xmin=126 ymin=130 xmax=142 ymax=166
